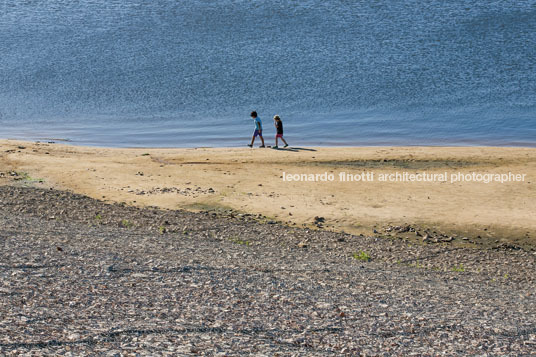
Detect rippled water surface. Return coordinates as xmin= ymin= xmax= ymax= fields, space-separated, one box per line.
xmin=1 ymin=0 xmax=535 ymax=147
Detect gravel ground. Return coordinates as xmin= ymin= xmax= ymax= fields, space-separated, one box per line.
xmin=1 ymin=185 xmax=535 ymax=356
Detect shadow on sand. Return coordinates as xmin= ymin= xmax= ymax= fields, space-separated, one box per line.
xmin=270 ymin=147 xmax=317 ymax=152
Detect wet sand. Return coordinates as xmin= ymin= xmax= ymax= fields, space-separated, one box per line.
xmin=1 ymin=139 xmax=535 ymax=249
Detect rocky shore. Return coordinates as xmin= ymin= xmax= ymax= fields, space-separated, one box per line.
xmin=1 ymin=185 xmax=535 ymax=355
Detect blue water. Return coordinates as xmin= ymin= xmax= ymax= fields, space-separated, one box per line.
xmin=1 ymin=0 xmax=535 ymax=147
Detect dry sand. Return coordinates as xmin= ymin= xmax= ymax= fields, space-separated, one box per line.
xmin=1 ymin=139 xmax=535 ymax=248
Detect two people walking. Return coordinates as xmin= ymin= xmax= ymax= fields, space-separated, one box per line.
xmin=248 ymin=111 xmax=288 ymax=149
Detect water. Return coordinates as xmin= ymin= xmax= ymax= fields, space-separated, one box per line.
xmin=1 ymin=0 xmax=535 ymax=147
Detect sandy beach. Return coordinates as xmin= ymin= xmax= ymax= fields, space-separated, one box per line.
xmin=2 ymin=141 xmax=536 ymax=354
xmin=1 ymin=139 xmax=535 ymax=249
xmin=3 ymin=1 xmax=535 ymax=353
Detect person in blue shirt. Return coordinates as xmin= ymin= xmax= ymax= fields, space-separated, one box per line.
xmin=247 ymin=111 xmax=265 ymax=148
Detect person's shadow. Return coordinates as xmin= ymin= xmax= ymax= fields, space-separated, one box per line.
xmin=270 ymin=147 xmax=317 ymax=152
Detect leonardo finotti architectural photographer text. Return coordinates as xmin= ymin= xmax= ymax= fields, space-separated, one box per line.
xmin=282 ymin=171 xmax=527 ymax=184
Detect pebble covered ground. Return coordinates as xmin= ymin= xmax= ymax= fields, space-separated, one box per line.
xmin=0 ymin=186 xmax=535 ymax=355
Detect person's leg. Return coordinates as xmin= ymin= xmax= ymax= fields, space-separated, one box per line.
xmin=275 ymin=136 xmax=279 ymax=147
xmin=282 ymin=137 xmax=288 ymax=147
xmin=249 ymin=134 xmax=255 ymax=147
xmin=259 ymin=134 xmax=265 ymax=147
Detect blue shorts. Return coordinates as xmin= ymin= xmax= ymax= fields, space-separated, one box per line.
xmin=253 ymin=129 xmax=262 ymax=137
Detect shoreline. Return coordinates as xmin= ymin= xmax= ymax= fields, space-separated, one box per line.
xmin=3 ymin=136 xmax=536 ymax=149
xmin=1 ymin=139 xmax=535 ymax=249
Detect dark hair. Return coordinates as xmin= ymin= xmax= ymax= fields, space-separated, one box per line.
xmin=250 ymin=111 xmax=257 ymax=118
